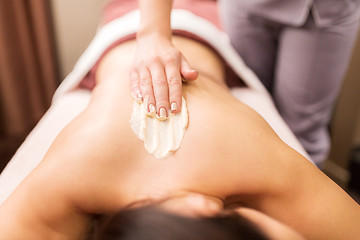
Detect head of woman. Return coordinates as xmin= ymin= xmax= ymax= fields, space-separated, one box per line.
xmin=94 ymin=194 xmax=304 ymax=240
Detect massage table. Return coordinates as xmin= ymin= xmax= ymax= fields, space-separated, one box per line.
xmin=0 ymin=10 xmax=312 ymax=206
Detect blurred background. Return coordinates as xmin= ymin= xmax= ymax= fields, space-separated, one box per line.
xmin=0 ymin=0 xmax=360 ymax=196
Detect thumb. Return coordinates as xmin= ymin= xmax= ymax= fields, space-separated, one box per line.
xmin=180 ymin=56 xmax=198 ymax=82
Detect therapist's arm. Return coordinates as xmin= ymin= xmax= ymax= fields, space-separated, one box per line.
xmin=131 ymin=0 xmax=198 ymax=117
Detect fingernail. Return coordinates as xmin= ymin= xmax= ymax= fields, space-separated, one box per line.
xmin=137 ymin=92 xmax=143 ymax=101
xmin=171 ymin=102 xmax=178 ymax=112
xmin=158 ymin=107 xmax=168 ymax=121
xmin=148 ymin=104 xmax=156 ymax=114
xmin=133 ymin=90 xmax=143 ymax=103
xmin=131 ymin=91 xmax=137 ymax=100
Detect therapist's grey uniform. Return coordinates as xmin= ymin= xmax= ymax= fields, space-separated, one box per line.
xmin=220 ymin=0 xmax=360 ymax=165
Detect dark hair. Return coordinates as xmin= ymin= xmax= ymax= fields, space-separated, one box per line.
xmin=93 ymin=206 xmax=269 ymax=240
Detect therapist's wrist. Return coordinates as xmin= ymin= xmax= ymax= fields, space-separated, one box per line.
xmin=137 ymin=25 xmax=172 ymax=40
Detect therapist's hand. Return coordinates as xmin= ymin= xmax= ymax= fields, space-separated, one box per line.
xmin=130 ymin=33 xmax=198 ymax=118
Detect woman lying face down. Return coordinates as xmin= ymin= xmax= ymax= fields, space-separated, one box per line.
xmin=0 ymin=37 xmax=359 ymax=240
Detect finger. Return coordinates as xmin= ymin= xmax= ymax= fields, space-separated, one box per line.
xmin=148 ymin=60 xmax=170 ymax=119
xmin=180 ymin=56 xmax=198 ymax=82
xmin=129 ymin=68 xmax=142 ymax=101
xmin=138 ymin=67 xmax=156 ymax=114
xmin=165 ymin=61 xmax=182 ymax=114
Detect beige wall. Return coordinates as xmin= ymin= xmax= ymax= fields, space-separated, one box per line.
xmin=325 ymin=30 xmax=360 ymax=183
xmin=354 ymin=109 xmax=360 ymax=145
xmin=51 ymin=0 xmax=104 ymax=80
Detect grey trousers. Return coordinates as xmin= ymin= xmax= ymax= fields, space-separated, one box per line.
xmin=219 ymin=1 xmax=360 ymax=165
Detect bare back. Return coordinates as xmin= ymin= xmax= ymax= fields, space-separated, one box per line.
xmin=85 ymin=37 xmax=287 ymax=201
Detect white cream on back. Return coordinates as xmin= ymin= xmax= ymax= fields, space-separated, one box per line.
xmin=130 ymin=97 xmax=189 ymax=159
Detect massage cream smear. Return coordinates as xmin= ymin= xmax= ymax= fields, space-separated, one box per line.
xmin=129 ymin=97 xmax=189 ymax=159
